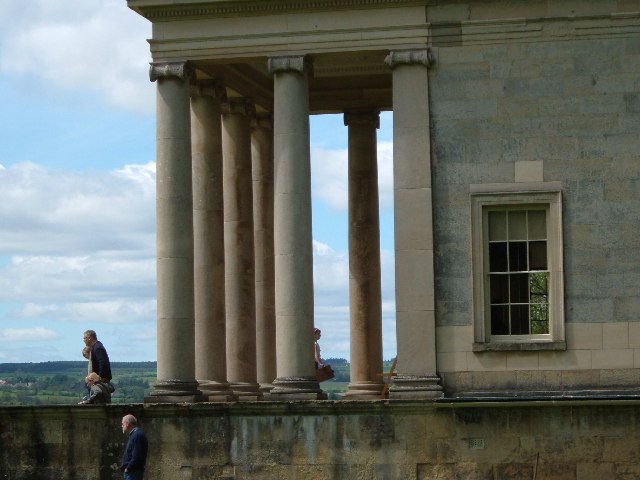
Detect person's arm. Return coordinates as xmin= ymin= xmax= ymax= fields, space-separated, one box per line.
xmin=84 ymin=385 xmax=100 ymax=404
xmin=314 ymin=343 xmax=323 ymax=367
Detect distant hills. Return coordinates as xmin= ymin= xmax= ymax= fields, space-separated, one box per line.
xmin=0 ymin=361 xmax=157 ymax=374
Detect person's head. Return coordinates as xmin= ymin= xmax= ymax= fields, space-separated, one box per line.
xmin=82 ymin=346 xmax=91 ymax=359
xmin=85 ymin=372 xmax=100 ymax=386
xmin=313 ymin=327 xmax=321 ymax=340
xmin=83 ymin=330 xmax=97 ymax=347
xmin=121 ymin=414 xmax=138 ymax=434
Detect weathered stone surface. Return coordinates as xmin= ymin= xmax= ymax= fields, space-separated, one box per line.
xmin=9 ymin=401 xmax=640 ymax=479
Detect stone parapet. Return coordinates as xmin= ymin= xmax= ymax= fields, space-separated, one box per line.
xmin=4 ymin=400 xmax=640 ymax=479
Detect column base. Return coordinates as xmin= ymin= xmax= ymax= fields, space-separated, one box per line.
xmin=388 ymin=374 xmax=444 ymax=399
xmin=269 ymin=376 xmax=325 ymax=400
xmin=343 ymin=381 xmax=385 ymax=400
xmin=149 ymin=379 xmax=203 ymax=395
xmin=198 ymin=381 xmax=237 ymax=402
xmin=144 ymin=394 xmax=209 ymax=403
xmin=229 ymin=382 xmax=263 ymax=401
xmin=259 ymin=383 xmax=275 ymax=394
xmin=145 ymin=379 xmax=206 ymax=403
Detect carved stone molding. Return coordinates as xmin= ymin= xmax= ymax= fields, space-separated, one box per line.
xmin=267 ymin=55 xmax=311 ymax=75
xmin=190 ymin=79 xmax=227 ymax=102
xmin=221 ymin=97 xmax=256 ymax=117
xmin=389 ymin=374 xmax=444 ymax=399
xmin=131 ymin=0 xmax=434 ymax=21
xmin=149 ymin=61 xmax=193 ymax=82
xmin=250 ymin=113 xmax=273 ymax=130
xmin=343 ymin=110 xmax=380 ymax=129
xmin=384 ymin=49 xmax=434 ymax=69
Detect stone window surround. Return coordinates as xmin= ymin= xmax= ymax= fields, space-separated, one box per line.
xmin=470 ymin=181 xmax=566 ymax=352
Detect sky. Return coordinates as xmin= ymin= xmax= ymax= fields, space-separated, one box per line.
xmin=0 ymin=0 xmax=397 ymax=365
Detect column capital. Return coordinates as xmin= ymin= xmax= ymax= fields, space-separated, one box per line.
xmin=190 ymin=79 xmax=227 ymax=102
xmin=221 ymin=97 xmax=256 ymax=117
xmin=343 ymin=110 xmax=380 ymax=129
xmin=384 ymin=49 xmax=434 ymax=69
xmin=267 ymin=55 xmax=311 ymax=75
xmin=149 ymin=61 xmax=194 ymax=82
xmin=251 ymin=113 xmax=273 ymax=130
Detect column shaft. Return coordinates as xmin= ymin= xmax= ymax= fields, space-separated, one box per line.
xmin=222 ymin=98 xmax=261 ymax=399
xmin=343 ymin=111 xmax=384 ymax=399
xmin=268 ymin=56 xmax=323 ymax=399
xmin=385 ymin=50 xmax=443 ymax=399
xmin=148 ymin=61 xmax=202 ymax=401
xmin=252 ymin=116 xmax=276 ymax=393
xmin=191 ymin=81 xmax=232 ymax=400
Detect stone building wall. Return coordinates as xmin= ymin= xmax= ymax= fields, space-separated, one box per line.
xmin=124 ymin=0 xmax=639 ymax=398
xmin=429 ymin=9 xmax=640 ymax=394
xmin=3 ymin=400 xmax=640 ymax=479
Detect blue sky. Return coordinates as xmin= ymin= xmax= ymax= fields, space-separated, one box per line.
xmin=0 ymin=0 xmax=396 ymax=365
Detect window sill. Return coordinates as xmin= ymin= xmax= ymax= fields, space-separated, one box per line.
xmin=472 ymin=341 xmax=566 ymax=352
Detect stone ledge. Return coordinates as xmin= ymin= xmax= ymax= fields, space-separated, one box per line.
xmin=472 ymin=341 xmax=567 ymax=351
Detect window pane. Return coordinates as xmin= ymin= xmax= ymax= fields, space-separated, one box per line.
xmin=529 ymin=272 xmax=548 ymax=302
xmin=491 ymin=305 xmax=509 ymax=335
xmin=489 ymin=242 xmax=508 ymax=272
xmin=531 ymin=304 xmax=549 ymax=334
xmin=479 ymin=200 xmax=559 ymax=342
xmin=511 ymin=305 xmax=530 ymax=334
xmin=528 ymin=210 xmax=546 ymax=239
xmin=509 ymin=242 xmax=527 ymax=271
xmin=529 ymin=241 xmax=547 ymax=270
xmin=489 ymin=274 xmax=509 ymax=304
xmin=510 ymin=273 xmax=529 ymax=303
xmin=489 ymin=211 xmax=506 ymax=241
xmin=508 ymin=211 xmax=527 ymax=240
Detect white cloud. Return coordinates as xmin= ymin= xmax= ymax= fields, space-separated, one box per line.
xmin=311 ymin=148 xmax=348 ymax=210
xmin=0 ymin=162 xmax=157 ymax=351
xmin=0 ymin=255 xmax=155 ymax=303
xmin=311 ymin=240 xmax=396 ymax=360
xmin=0 ymin=326 xmax=61 ymax=342
xmin=311 ymin=141 xmax=394 ymax=213
xmin=131 ymin=325 xmax=157 ymax=341
xmin=13 ymin=300 xmax=156 ymax=325
xmin=0 ymin=0 xmax=153 ymax=114
xmin=0 ymin=162 xmax=155 ymax=257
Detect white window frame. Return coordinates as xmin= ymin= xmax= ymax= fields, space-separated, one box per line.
xmin=470 ymin=182 xmax=565 ymax=351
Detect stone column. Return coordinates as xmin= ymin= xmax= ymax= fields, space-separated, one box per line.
xmin=268 ymin=56 xmax=323 ymax=399
xmin=251 ymin=114 xmax=277 ymax=394
xmin=221 ymin=97 xmax=261 ymax=400
xmin=343 ymin=110 xmax=384 ymax=399
xmin=191 ymin=80 xmax=233 ymax=401
xmin=148 ymin=61 xmax=202 ymax=402
xmin=385 ymin=49 xmax=443 ymax=399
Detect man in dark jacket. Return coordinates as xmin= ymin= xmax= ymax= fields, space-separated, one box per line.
xmin=83 ymin=330 xmax=112 ymax=382
xmin=121 ymin=414 xmax=148 ymax=480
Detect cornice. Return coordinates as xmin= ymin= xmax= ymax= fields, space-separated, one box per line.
xmin=128 ymin=0 xmax=432 ymax=21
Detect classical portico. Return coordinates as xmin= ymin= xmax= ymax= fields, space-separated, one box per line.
xmin=130 ymin=0 xmax=444 ymax=402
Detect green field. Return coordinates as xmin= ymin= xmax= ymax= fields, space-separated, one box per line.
xmin=0 ymin=361 xmax=156 ymax=405
xmin=0 ymin=359 xmax=395 ymax=405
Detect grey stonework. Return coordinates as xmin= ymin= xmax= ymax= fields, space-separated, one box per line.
xmin=5 ymin=401 xmax=640 ymax=479
xmin=126 ymin=0 xmax=640 ymax=398
xmin=431 ymin=32 xmax=640 ymax=335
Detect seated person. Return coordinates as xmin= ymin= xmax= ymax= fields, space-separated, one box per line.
xmin=78 ymin=372 xmax=112 ymax=405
